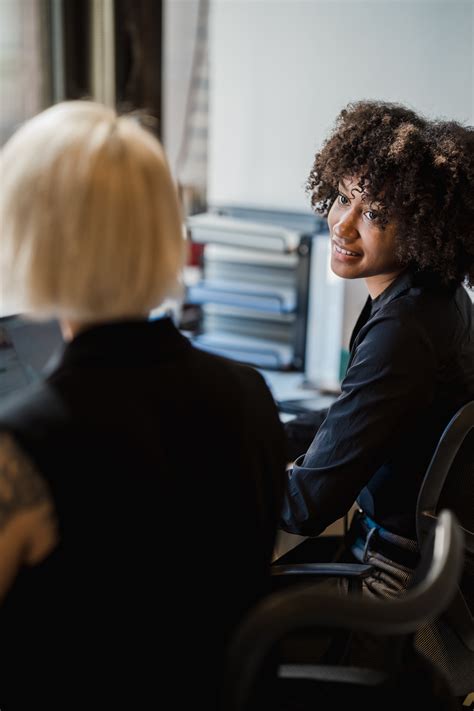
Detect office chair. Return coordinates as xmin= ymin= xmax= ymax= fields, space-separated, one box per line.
xmin=414 ymin=399 xmax=474 ymax=696
xmin=271 ymin=399 xmax=474 ymax=697
xmin=222 ymin=510 xmax=463 ymax=711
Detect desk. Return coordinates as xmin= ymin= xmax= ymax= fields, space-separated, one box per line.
xmin=257 ymin=368 xmax=309 ymax=402
xmin=257 ymin=368 xmax=337 ymax=421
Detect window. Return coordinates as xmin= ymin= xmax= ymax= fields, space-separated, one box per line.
xmin=0 ymin=0 xmax=51 ymax=146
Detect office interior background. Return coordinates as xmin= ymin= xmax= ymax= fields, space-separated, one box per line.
xmin=1 ymin=0 xmax=473 ymax=391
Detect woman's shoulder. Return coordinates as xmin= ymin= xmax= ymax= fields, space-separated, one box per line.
xmin=189 ymin=343 xmax=273 ymax=392
xmin=373 ymin=276 xmax=468 ymax=331
xmin=359 ymin=281 xmax=471 ymax=371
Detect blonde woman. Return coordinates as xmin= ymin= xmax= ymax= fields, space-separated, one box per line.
xmin=0 ymin=101 xmax=286 ymax=709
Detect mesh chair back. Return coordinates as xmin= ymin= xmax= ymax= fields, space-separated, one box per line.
xmin=437 ymin=428 xmax=474 ymax=542
xmin=415 ymin=401 xmax=474 ymax=696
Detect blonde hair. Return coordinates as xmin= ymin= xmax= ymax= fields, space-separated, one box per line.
xmin=0 ymin=101 xmax=185 ymax=320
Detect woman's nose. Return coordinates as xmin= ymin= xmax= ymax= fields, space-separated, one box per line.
xmin=333 ymin=211 xmax=358 ymax=239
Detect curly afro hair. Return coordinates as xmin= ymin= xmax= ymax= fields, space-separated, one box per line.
xmin=306 ymin=101 xmax=474 ymax=287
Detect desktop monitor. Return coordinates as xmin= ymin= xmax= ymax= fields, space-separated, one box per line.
xmin=0 ymin=315 xmax=64 ymax=399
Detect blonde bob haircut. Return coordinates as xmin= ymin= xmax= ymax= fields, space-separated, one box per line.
xmin=0 ymin=100 xmax=185 ymax=321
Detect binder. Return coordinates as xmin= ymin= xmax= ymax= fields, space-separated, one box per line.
xmin=187 ymin=280 xmax=296 ymax=314
xmin=187 ymin=212 xmax=302 ymax=252
xmin=202 ymin=304 xmax=294 ymax=343
xmin=205 ymin=244 xmax=299 ymax=267
xmin=192 ymin=332 xmax=294 ymax=370
xmin=203 ymin=244 xmax=298 ymax=287
xmin=202 ymin=303 xmax=295 ymax=322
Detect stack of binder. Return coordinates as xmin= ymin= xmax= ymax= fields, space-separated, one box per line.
xmin=185 ymin=207 xmax=324 ymax=370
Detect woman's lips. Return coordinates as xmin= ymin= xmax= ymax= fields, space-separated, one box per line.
xmin=332 ymin=241 xmax=362 ymax=259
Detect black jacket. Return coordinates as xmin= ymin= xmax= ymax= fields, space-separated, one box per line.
xmin=281 ymin=271 xmax=474 ymax=538
xmin=0 ymin=317 xmax=286 ymax=708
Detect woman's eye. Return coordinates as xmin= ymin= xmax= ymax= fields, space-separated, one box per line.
xmin=338 ymin=193 xmax=349 ymax=206
xmin=365 ymin=210 xmax=378 ymax=221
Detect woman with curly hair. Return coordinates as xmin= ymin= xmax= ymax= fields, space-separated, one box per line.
xmin=279 ymin=100 xmax=474 ymax=692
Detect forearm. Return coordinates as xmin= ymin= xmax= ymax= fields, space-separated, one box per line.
xmin=280 ymin=317 xmax=436 ymax=536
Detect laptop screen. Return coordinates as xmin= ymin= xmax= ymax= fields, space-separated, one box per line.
xmin=0 ymin=315 xmax=63 ymax=399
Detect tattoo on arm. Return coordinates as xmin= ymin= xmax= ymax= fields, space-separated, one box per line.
xmin=0 ymin=433 xmax=51 ymax=531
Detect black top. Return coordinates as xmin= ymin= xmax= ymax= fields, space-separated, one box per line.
xmin=281 ymin=271 xmax=474 ymax=538
xmin=0 ymin=317 xmax=286 ymax=709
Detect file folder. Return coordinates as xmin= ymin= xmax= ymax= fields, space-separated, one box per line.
xmin=187 ymin=280 xmax=296 ymax=314
xmin=192 ymin=331 xmax=294 ymax=370
xmin=187 ymin=212 xmax=302 ymax=252
xmin=202 ymin=304 xmax=294 ymax=343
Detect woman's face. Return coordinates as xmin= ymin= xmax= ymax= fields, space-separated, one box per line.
xmin=327 ymin=177 xmax=403 ymax=297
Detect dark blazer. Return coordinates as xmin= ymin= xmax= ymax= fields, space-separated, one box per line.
xmin=281 ymin=271 xmax=474 ymax=539
xmin=0 ymin=317 xmax=286 ymax=708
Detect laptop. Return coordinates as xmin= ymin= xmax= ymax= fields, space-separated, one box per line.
xmin=0 ymin=315 xmax=64 ymax=399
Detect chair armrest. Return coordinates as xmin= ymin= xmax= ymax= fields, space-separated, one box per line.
xmin=271 ymin=563 xmax=374 ymax=578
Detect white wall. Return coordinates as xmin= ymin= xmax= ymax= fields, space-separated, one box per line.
xmin=208 ymin=0 xmax=473 ymax=211
xmin=207 ymin=0 xmax=474 ymax=346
